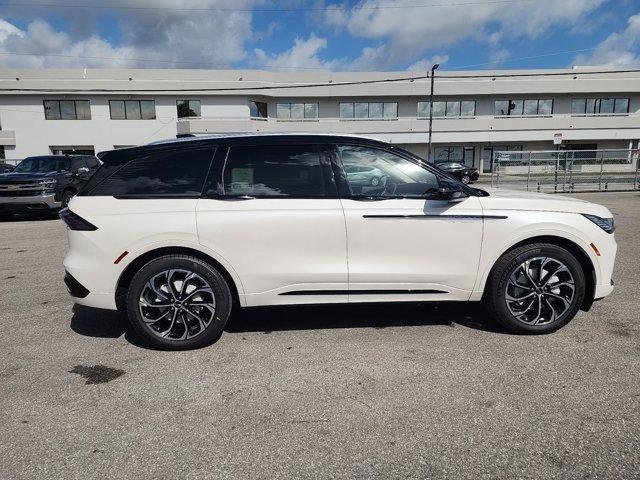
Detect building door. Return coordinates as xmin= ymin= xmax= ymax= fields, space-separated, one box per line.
xmin=482 ymin=147 xmax=494 ymax=173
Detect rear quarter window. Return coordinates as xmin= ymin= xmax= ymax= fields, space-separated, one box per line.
xmin=88 ymin=146 xmax=214 ymax=197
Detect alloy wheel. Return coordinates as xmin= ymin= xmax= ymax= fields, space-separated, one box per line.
xmin=505 ymin=256 xmax=575 ymax=326
xmin=138 ymin=269 xmax=216 ymax=340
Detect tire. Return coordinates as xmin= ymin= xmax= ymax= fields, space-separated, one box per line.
xmin=483 ymin=243 xmax=585 ymax=334
xmin=61 ymin=189 xmax=76 ymax=208
xmin=126 ymin=255 xmax=232 ymax=350
xmin=461 ymin=174 xmax=471 ymax=184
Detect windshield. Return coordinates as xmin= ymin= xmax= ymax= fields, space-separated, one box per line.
xmin=14 ymin=157 xmax=71 ymax=173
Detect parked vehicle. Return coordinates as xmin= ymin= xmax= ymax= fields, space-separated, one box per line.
xmin=61 ymin=134 xmax=617 ymax=350
xmin=0 ymin=162 xmax=14 ymax=173
xmin=0 ymin=155 xmax=100 ymax=217
xmin=345 ymin=164 xmax=387 ymax=187
xmin=436 ymin=162 xmax=480 ymax=184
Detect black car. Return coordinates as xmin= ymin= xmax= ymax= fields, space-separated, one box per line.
xmin=0 ymin=155 xmax=100 ymax=217
xmin=436 ymin=162 xmax=480 ymax=184
xmin=0 ymin=161 xmax=14 ymax=173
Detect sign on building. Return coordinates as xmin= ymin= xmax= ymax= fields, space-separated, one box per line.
xmin=553 ymin=133 xmax=563 ymax=145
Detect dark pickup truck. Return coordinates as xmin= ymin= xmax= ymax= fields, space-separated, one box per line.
xmin=0 ymin=155 xmax=100 ymax=217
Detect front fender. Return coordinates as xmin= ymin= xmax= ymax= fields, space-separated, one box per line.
xmin=471 ymin=211 xmax=601 ymax=299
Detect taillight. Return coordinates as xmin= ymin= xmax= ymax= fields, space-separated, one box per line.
xmin=59 ymin=208 xmax=98 ymax=231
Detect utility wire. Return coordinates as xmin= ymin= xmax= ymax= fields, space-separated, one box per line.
xmin=2 ymin=0 xmax=537 ymax=13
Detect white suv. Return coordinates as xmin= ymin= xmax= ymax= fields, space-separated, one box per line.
xmin=62 ymin=134 xmax=617 ymax=349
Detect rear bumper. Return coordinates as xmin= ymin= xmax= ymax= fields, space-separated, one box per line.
xmin=0 ymin=194 xmax=61 ymax=213
xmin=64 ymin=271 xmax=90 ymax=298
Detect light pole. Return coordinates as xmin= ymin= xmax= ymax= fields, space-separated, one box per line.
xmin=427 ymin=63 xmax=439 ymax=163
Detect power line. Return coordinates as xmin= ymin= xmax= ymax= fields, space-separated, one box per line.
xmin=0 ymin=68 xmax=638 ymax=94
xmin=2 ymin=0 xmax=537 ymax=13
xmin=448 ymin=47 xmax=597 ymax=70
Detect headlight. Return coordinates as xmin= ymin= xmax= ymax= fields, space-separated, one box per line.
xmin=582 ymin=214 xmax=615 ymax=234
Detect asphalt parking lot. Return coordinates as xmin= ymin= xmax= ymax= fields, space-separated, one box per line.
xmin=1 ymin=192 xmax=639 ymax=480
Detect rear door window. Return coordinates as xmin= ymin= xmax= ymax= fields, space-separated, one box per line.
xmin=223 ymin=144 xmax=328 ymax=197
xmin=89 ymin=146 xmax=214 ymax=197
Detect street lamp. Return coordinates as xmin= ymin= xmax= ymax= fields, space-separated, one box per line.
xmin=427 ymin=63 xmax=439 ymax=163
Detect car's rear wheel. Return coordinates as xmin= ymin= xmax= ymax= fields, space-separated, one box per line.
xmin=126 ymin=255 xmax=232 ymax=350
xmin=483 ymin=243 xmax=585 ymax=334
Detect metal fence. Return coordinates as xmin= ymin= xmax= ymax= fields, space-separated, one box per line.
xmin=490 ymin=149 xmax=640 ymax=192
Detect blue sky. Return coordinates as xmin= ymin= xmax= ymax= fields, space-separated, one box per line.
xmin=0 ymin=0 xmax=638 ymax=71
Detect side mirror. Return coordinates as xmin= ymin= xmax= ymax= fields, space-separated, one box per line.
xmin=75 ymin=166 xmax=90 ymax=176
xmin=437 ymin=180 xmax=466 ymax=201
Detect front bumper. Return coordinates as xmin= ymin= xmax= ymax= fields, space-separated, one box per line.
xmin=0 ymin=193 xmax=61 ymax=213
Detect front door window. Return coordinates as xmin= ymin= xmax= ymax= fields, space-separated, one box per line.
xmin=339 ymin=145 xmax=439 ymax=198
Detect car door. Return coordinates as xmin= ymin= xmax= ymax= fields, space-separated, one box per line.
xmin=196 ymin=143 xmax=348 ymax=307
xmin=334 ymin=144 xmax=484 ymax=302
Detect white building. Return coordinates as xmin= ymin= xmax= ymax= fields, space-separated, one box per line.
xmin=0 ymin=67 xmax=638 ymax=173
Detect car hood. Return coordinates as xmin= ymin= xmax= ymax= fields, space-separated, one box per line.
xmin=479 ymin=188 xmax=612 ymax=217
xmin=0 ymin=171 xmax=61 ymax=182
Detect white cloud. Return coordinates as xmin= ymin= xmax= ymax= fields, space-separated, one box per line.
xmin=322 ymin=0 xmax=606 ymax=66
xmin=253 ymin=34 xmax=340 ymax=70
xmin=407 ymin=55 xmax=449 ymax=72
xmin=573 ymin=12 xmax=640 ymax=68
xmin=0 ymin=0 xmax=264 ymax=68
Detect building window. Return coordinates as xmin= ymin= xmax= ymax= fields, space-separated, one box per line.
xmin=571 ymin=98 xmax=630 ymax=115
xmin=482 ymin=145 xmax=523 ymax=173
xmin=276 ymin=103 xmax=319 ymax=119
xmin=109 ymin=100 xmax=156 ymax=120
xmin=417 ymin=100 xmax=476 ymax=118
xmin=177 ymin=100 xmax=201 ymax=118
xmin=50 ymin=146 xmax=96 ymax=156
xmin=340 ymin=102 xmax=398 ymax=119
xmin=494 ymin=99 xmax=552 ymax=116
xmin=434 ymin=146 xmax=475 ymax=166
xmin=43 ymin=100 xmax=91 ymax=120
xmin=250 ymin=101 xmax=268 ymax=118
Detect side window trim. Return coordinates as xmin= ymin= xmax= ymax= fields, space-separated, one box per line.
xmin=202 ymin=146 xmax=229 ymax=198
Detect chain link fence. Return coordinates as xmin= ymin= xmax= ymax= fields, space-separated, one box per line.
xmin=490 ymin=149 xmax=640 ymax=192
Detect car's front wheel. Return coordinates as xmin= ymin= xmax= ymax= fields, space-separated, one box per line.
xmin=126 ymin=255 xmax=232 ymax=350
xmin=483 ymin=243 xmax=585 ymax=334
xmin=461 ymin=174 xmax=471 ymax=184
